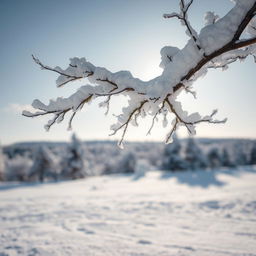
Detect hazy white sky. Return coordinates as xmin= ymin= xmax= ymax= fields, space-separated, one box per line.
xmin=0 ymin=0 xmax=256 ymax=145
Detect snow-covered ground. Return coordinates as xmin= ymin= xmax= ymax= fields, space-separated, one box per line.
xmin=0 ymin=167 xmax=256 ymax=256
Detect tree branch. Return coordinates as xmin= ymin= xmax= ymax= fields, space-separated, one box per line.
xmin=164 ymin=0 xmax=202 ymax=51
xmin=24 ymin=1 xmax=256 ymax=146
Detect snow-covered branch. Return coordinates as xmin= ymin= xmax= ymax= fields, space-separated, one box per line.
xmin=164 ymin=0 xmax=202 ymax=51
xmin=23 ymin=0 xmax=256 ymax=146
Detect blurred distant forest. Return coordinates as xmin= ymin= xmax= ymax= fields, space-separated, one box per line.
xmin=1 ymin=135 xmax=256 ymax=182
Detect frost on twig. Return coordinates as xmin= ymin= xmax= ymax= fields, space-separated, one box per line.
xmin=23 ymin=0 xmax=256 ymax=147
xmin=163 ymin=0 xmax=202 ymax=52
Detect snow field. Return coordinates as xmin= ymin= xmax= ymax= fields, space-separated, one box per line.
xmin=0 ymin=167 xmax=256 ymax=256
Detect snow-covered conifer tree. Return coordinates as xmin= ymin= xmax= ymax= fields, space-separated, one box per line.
xmin=103 ymin=152 xmax=136 ymax=174
xmin=162 ymin=134 xmax=187 ymax=171
xmin=29 ymin=146 xmax=58 ymax=182
xmin=6 ymin=155 xmax=32 ymax=181
xmin=0 ymin=144 xmax=5 ymax=181
xmin=221 ymin=148 xmax=233 ymax=168
xmin=60 ymin=134 xmax=87 ymax=180
xmin=118 ymin=152 xmax=136 ymax=173
xmin=207 ymin=147 xmax=222 ymax=169
xmin=23 ymin=0 xmax=256 ymax=146
xmin=102 ymin=161 xmax=115 ymax=175
xmin=234 ymin=144 xmax=248 ymax=166
xmin=184 ymin=138 xmax=207 ymax=170
xmin=249 ymin=142 xmax=256 ymax=165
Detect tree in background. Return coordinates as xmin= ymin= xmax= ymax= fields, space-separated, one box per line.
xmin=185 ymin=138 xmax=207 ymax=170
xmin=207 ymin=147 xmax=222 ymax=169
xmin=102 ymin=161 xmax=115 ymax=175
xmin=0 ymin=144 xmax=5 ymax=181
xmin=6 ymin=155 xmax=32 ymax=181
xmin=103 ymin=152 xmax=136 ymax=175
xmin=162 ymin=134 xmax=187 ymax=171
xmin=29 ymin=146 xmax=58 ymax=182
xmin=234 ymin=143 xmax=248 ymax=166
xmin=249 ymin=142 xmax=256 ymax=165
xmin=23 ymin=1 xmax=256 ymax=147
xmin=61 ymin=134 xmax=87 ymax=180
xmin=221 ymin=148 xmax=233 ymax=168
xmin=118 ymin=152 xmax=136 ymax=174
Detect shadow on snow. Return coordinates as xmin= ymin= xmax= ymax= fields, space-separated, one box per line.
xmin=160 ymin=166 xmax=256 ymax=188
xmin=0 ymin=166 xmax=255 ymax=190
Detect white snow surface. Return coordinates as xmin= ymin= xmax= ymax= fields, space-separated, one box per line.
xmin=0 ymin=167 xmax=256 ymax=256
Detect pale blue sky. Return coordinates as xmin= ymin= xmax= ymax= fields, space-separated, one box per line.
xmin=0 ymin=0 xmax=255 ymax=145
